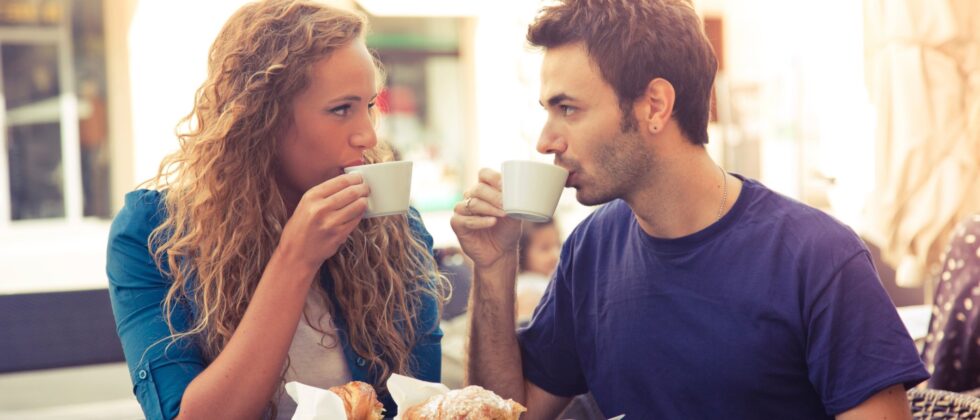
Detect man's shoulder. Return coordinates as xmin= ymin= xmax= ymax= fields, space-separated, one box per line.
xmin=740 ymin=178 xmax=867 ymax=257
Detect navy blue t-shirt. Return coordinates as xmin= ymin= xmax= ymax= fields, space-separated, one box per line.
xmin=517 ymin=176 xmax=928 ymax=418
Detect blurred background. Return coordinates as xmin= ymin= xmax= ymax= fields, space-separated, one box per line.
xmin=0 ymin=0 xmax=977 ymax=418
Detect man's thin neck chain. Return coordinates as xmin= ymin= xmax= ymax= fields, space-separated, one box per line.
xmin=717 ymin=166 xmax=728 ymax=220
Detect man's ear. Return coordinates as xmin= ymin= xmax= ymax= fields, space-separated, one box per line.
xmin=634 ymin=78 xmax=675 ymax=134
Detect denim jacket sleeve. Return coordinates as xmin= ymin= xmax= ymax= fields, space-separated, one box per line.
xmin=106 ymin=190 xmax=205 ymax=420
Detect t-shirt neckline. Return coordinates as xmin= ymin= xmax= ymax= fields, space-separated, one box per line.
xmin=632 ymin=173 xmax=756 ymax=255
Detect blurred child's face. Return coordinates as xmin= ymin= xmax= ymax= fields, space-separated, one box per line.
xmin=526 ymin=225 xmax=561 ymax=276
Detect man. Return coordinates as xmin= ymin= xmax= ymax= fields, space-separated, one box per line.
xmin=450 ymin=0 xmax=928 ymax=418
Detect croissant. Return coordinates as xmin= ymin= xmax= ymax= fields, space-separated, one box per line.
xmin=328 ymin=381 xmax=384 ymax=420
xmin=402 ymin=385 xmax=527 ymax=420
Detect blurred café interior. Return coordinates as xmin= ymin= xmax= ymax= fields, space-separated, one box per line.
xmin=0 ymin=0 xmax=978 ymax=418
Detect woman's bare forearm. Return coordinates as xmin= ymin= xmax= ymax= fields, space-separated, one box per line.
xmin=176 ymin=247 xmax=318 ymax=419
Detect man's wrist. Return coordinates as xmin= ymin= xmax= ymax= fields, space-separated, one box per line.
xmin=474 ymin=252 xmax=519 ymax=278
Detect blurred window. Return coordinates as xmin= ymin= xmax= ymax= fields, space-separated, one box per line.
xmin=369 ymin=16 xmax=467 ymax=212
xmin=0 ymin=0 xmax=109 ymax=225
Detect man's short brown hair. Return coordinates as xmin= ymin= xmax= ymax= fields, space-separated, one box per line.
xmin=528 ymin=0 xmax=717 ymax=145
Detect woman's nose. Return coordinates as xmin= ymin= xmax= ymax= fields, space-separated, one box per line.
xmin=351 ymin=118 xmax=377 ymax=150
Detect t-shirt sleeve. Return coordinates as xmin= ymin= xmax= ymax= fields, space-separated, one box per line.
xmin=106 ymin=190 xmax=205 ymax=420
xmin=517 ymin=250 xmax=588 ymax=397
xmin=804 ymin=250 xmax=929 ymax=415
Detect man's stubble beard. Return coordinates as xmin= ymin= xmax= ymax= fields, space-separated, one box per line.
xmin=574 ymin=124 xmax=652 ymax=207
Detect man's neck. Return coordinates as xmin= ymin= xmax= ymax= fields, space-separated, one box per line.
xmin=626 ymin=148 xmax=741 ymax=239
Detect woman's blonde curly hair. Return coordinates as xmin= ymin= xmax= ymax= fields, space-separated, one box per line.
xmin=143 ymin=0 xmax=447 ymax=410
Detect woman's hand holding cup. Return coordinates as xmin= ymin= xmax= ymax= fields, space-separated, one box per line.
xmin=279 ymin=173 xmax=370 ymax=271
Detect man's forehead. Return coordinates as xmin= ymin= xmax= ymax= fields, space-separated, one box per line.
xmin=540 ymin=45 xmax=605 ymax=103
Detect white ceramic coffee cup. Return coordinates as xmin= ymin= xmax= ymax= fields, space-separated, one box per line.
xmin=343 ymin=161 xmax=413 ymax=218
xmin=501 ymin=160 xmax=568 ymax=222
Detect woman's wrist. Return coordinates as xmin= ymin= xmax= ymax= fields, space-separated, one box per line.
xmin=270 ymin=240 xmax=320 ymax=282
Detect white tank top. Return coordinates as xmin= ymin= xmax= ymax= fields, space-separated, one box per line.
xmin=274 ymin=289 xmax=352 ymax=419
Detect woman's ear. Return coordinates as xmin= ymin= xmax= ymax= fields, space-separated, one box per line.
xmin=634 ymin=78 xmax=675 ymax=134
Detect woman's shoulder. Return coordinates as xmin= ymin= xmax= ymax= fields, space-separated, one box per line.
xmin=406 ymin=207 xmax=433 ymax=249
xmin=106 ymin=189 xmax=173 ymax=288
xmin=109 ymin=189 xmax=167 ymax=242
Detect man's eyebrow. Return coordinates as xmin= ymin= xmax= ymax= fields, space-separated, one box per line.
xmin=539 ymin=93 xmax=575 ymax=108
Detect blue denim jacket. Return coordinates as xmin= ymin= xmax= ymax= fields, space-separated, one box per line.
xmin=106 ymin=190 xmax=442 ymax=419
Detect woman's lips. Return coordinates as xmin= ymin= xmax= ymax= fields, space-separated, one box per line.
xmin=342 ymin=159 xmax=366 ymax=169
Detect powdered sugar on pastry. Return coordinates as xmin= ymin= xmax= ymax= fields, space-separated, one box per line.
xmin=402 ymin=385 xmax=527 ymax=420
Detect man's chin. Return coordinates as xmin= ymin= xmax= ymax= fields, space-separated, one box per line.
xmin=574 ymin=188 xmax=612 ymax=207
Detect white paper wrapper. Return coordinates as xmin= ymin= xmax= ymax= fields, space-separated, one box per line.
xmin=285 ymin=381 xmax=348 ymax=420
xmin=387 ymin=373 xmax=450 ymax=420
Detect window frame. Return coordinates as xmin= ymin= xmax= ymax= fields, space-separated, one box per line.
xmin=0 ymin=0 xmax=85 ymax=229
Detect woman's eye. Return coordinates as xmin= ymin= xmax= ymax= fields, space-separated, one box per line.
xmin=367 ymin=101 xmax=377 ymax=110
xmin=560 ymin=105 xmax=576 ymax=116
xmin=330 ymin=105 xmax=351 ymax=117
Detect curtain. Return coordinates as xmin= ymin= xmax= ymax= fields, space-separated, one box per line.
xmin=863 ymin=0 xmax=980 ymax=289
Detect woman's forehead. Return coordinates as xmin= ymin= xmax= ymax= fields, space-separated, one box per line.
xmin=305 ymin=41 xmax=377 ymax=98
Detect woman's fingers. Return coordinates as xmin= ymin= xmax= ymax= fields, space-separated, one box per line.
xmin=305 ymin=173 xmax=364 ymax=200
xmin=332 ymin=196 xmax=369 ymax=224
xmin=335 ymin=212 xmax=364 ymax=236
xmin=322 ymin=183 xmax=371 ymax=211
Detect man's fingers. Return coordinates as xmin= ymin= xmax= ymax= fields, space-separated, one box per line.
xmin=451 ymin=213 xmax=498 ymax=232
xmin=465 ymin=216 xmax=498 ymax=230
xmin=455 ymin=196 xmax=506 ymax=218
xmin=477 ymin=168 xmax=503 ymax=189
xmin=470 ymin=183 xmax=504 ymax=209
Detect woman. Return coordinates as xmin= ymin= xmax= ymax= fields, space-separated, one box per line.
xmin=106 ymin=1 xmax=446 ymax=419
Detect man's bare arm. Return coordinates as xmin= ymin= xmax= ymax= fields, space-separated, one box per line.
xmin=836 ymin=384 xmax=912 ymax=420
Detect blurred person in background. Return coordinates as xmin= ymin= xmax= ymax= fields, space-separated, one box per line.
xmin=105 ymin=1 xmax=447 ymax=419
xmin=516 ymin=220 xmax=561 ymax=324
xmin=452 ymin=0 xmax=927 ymax=419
